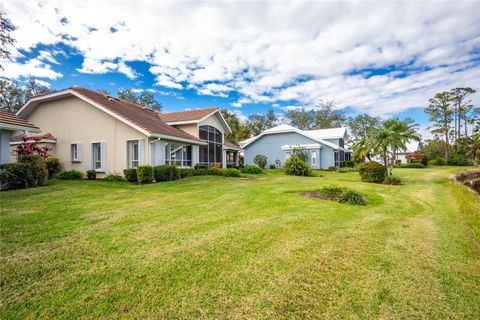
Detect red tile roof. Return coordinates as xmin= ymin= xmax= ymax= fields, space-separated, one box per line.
xmin=158 ymin=107 xmax=218 ymax=123
xmin=0 ymin=109 xmax=39 ymax=129
xmin=12 ymin=133 xmax=56 ymax=141
xmin=69 ymin=87 xmax=202 ymax=142
xmin=224 ymin=140 xmax=242 ymax=149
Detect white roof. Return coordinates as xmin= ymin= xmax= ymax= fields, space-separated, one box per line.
xmin=240 ymin=124 xmax=350 ymax=151
xmin=399 ymin=141 xmax=421 ymax=153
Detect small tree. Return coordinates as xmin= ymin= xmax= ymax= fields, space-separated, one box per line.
xmin=253 ymin=154 xmax=267 ymax=169
xmin=289 ymin=147 xmax=308 ymax=162
xmin=16 ymin=136 xmax=51 ymax=158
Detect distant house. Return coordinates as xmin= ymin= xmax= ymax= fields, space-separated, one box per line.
xmin=12 ymin=87 xmax=241 ymax=177
xmin=372 ymin=141 xmax=423 ymax=164
xmin=240 ymin=124 xmax=352 ymax=169
xmin=0 ymin=109 xmax=40 ymax=164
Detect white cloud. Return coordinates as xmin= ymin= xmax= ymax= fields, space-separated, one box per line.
xmin=2 ymin=1 xmax=479 ymax=115
xmin=2 ymin=58 xmax=62 ymax=79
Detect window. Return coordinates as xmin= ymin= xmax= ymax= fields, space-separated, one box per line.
xmin=127 ymin=140 xmax=139 ymax=168
xmin=334 ymin=151 xmax=339 ymax=167
xmin=311 ymin=151 xmax=317 ymax=165
xmin=165 ymin=142 xmax=192 ymax=167
xmin=92 ymin=142 xmax=104 ymax=171
xmin=199 ymin=125 xmax=223 ymax=166
xmin=70 ymin=143 xmax=81 ymax=162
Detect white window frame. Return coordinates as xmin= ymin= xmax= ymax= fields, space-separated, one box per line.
xmin=311 ymin=151 xmax=317 ymax=165
xmin=127 ymin=140 xmax=140 ymax=168
xmin=70 ymin=143 xmax=81 ymax=162
xmin=92 ymin=142 xmax=105 ymax=172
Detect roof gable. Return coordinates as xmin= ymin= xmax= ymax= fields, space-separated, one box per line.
xmin=0 ymin=109 xmax=40 ymax=132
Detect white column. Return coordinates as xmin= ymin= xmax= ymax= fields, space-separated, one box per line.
xmin=192 ymin=145 xmax=199 ymax=167
xmin=222 ymin=147 xmax=227 ymax=168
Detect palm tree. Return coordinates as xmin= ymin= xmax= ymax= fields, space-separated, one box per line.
xmin=466 ymin=133 xmax=480 ymax=164
xmin=369 ymin=127 xmax=392 ymax=177
xmin=384 ymin=118 xmax=421 ymax=175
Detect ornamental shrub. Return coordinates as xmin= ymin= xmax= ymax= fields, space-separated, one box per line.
xmin=421 ymin=155 xmax=429 ymax=167
xmin=123 ymin=168 xmax=137 ymax=183
xmin=358 ymin=161 xmax=386 ymax=183
xmin=284 ymin=157 xmax=312 ymax=176
xmin=154 ymin=165 xmax=178 ymax=182
xmin=194 ymin=164 xmax=208 ymax=169
xmin=223 ymin=168 xmax=241 ymax=177
xmin=269 ymin=164 xmax=276 ymax=169
xmin=447 ymin=155 xmax=469 ymax=166
xmin=206 ymin=167 xmax=224 ymax=176
xmin=178 ymin=168 xmax=194 ymax=179
xmin=86 ymin=170 xmax=97 ymax=180
xmin=19 ymin=154 xmax=48 ymax=186
xmin=253 ymin=154 xmax=267 ymax=169
xmin=289 ymin=147 xmax=308 ymax=162
xmin=137 ymin=165 xmax=154 ymax=184
xmin=338 ymin=167 xmax=357 ymax=173
xmin=192 ymin=168 xmax=208 ymax=176
xmin=104 ymin=174 xmax=124 ymax=182
xmin=384 ymin=175 xmax=401 ymax=185
xmin=399 ymin=163 xmax=425 ymax=168
xmin=338 ymin=190 xmax=367 ymax=205
xmin=0 ymin=163 xmax=35 ymax=189
xmin=44 ymin=157 xmax=61 ymax=178
xmin=341 ymin=160 xmax=355 ymax=168
xmin=241 ymin=165 xmax=263 ymax=174
xmin=435 ymin=157 xmax=446 ymax=166
xmin=57 ymin=170 xmax=83 ymax=180
xmin=327 ymin=166 xmax=337 ymax=172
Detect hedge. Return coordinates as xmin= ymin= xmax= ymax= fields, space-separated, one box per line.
xmin=154 ymin=165 xmax=178 ymax=182
xmin=358 ymin=161 xmax=386 ymax=183
xmin=123 ymin=168 xmax=137 ymax=183
xmin=137 ymin=165 xmax=154 ymax=184
xmin=57 ymin=170 xmax=83 ymax=180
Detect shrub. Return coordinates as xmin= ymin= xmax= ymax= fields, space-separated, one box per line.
xmin=338 ymin=167 xmax=357 ymax=173
xmin=448 ymin=155 xmax=469 ymax=166
xmin=284 ymin=157 xmax=312 ymax=176
xmin=241 ymin=165 xmax=263 ymax=174
xmin=19 ymin=154 xmax=48 ymax=186
xmin=178 ymin=168 xmax=193 ymax=179
xmin=338 ymin=190 xmax=367 ymax=205
xmin=341 ymin=160 xmax=355 ymax=168
xmin=428 ymin=159 xmax=437 ymax=166
xmin=137 ymin=165 xmax=154 ymax=184
xmin=194 ymin=164 xmax=208 ymax=169
xmin=0 ymin=163 xmax=35 ymax=189
xmin=192 ymin=168 xmax=208 ymax=176
xmin=269 ymin=164 xmax=276 ymax=169
xmin=57 ymin=170 xmax=83 ymax=180
xmin=253 ymin=154 xmax=267 ymax=169
xmin=358 ymin=161 xmax=386 ymax=183
xmin=223 ymin=168 xmax=241 ymax=177
xmin=319 ymin=185 xmax=344 ymax=197
xmin=123 ymin=168 xmax=137 ymax=183
xmin=154 ymin=165 xmax=178 ymax=182
xmin=206 ymin=167 xmax=224 ymax=176
xmin=45 ymin=157 xmax=61 ymax=178
xmin=86 ymin=170 xmax=97 ymax=180
xmin=435 ymin=157 xmax=446 ymax=166
xmin=421 ymin=155 xmax=429 ymax=167
xmin=399 ymin=163 xmax=425 ymax=168
xmin=384 ymin=175 xmax=401 ymax=185
xmin=104 ymin=174 xmax=124 ymax=182
xmin=289 ymin=147 xmax=308 ymax=162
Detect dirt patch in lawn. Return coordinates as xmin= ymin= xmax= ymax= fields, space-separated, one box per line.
xmin=299 ymin=191 xmax=337 ymax=201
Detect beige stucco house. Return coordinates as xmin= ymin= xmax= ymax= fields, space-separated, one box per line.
xmin=13 ymin=87 xmax=241 ymax=177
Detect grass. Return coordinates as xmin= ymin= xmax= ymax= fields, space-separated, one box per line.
xmin=1 ymin=167 xmax=479 ymax=319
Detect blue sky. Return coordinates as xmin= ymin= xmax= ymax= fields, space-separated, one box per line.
xmin=2 ymin=1 xmax=479 ymax=137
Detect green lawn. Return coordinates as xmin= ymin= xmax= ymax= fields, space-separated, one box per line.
xmin=1 ymin=167 xmax=479 ymax=319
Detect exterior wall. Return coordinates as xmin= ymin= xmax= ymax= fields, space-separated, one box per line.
xmin=173 ymin=123 xmax=198 ymax=137
xmin=244 ymin=132 xmax=336 ymax=169
xmin=0 ymin=130 xmax=12 ymax=164
xmin=198 ymin=115 xmax=226 ymax=142
xmin=23 ymin=96 xmax=148 ymax=177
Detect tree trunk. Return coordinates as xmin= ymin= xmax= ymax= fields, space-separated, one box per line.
xmin=465 ymin=117 xmax=468 ymax=138
xmin=444 ymin=114 xmax=450 ymax=160
xmin=383 ymin=150 xmax=388 ymax=177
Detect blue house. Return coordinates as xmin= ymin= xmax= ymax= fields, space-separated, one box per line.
xmin=240 ymin=124 xmax=352 ymax=169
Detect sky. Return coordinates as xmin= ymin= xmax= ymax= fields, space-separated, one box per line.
xmin=2 ymin=1 xmax=479 ymax=137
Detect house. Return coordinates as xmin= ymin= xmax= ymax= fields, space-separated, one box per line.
xmin=12 ymin=87 xmax=241 ymax=177
xmin=372 ymin=141 xmax=423 ymax=164
xmin=240 ymin=124 xmax=352 ymax=169
xmin=0 ymin=109 xmax=40 ymax=164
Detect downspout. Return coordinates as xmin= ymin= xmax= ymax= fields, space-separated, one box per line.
xmin=149 ymin=137 xmax=161 ymax=165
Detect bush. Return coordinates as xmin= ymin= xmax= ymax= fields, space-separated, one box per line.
xmin=284 ymin=157 xmax=312 ymax=176
xmin=123 ymin=168 xmax=137 ymax=183
xmin=194 ymin=164 xmax=208 ymax=169
xmin=45 ymin=157 xmax=61 ymax=178
xmin=358 ymin=161 xmax=386 ymax=183
xmin=399 ymin=163 xmax=425 ymax=168
xmin=289 ymin=147 xmax=308 ymax=162
xmin=154 ymin=165 xmax=178 ymax=182
xmin=384 ymin=175 xmax=401 ymax=185
xmin=178 ymin=168 xmax=194 ymax=179
xmin=341 ymin=160 xmax=355 ymax=168
xmin=253 ymin=154 xmax=267 ymax=169
xmin=319 ymin=185 xmax=344 ymax=197
xmin=269 ymin=164 xmax=276 ymax=169
xmin=104 ymin=174 xmax=124 ymax=182
xmin=428 ymin=159 xmax=437 ymax=166
xmin=241 ymin=165 xmax=263 ymax=174
xmin=192 ymin=168 xmax=208 ymax=176
xmin=338 ymin=167 xmax=357 ymax=173
xmin=448 ymin=155 xmax=469 ymax=166
xmin=206 ymin=167 xmax=224 ymax=176
xmin=86 ymin=170 xmax=97 ymax=180
xmin=19 ymin=154 xmax=48 ymax=186
xmin=0 ymin=163 xmax=35 ymax=189
xmin=57 ymin=170 xmax=83 ymax=180
xmin=223 ymin=168 xmax=241 ymax=177
xmin=421 ymin=155 xmax=429 ymax=167
xmin=137 ymin=165 xmax=154 ymax=184
xmin=435 ymin=157 xmax=446 ymax=166
xmin=338 ymin=190 xmax=367 ymax=205
xmin=327 ymin=166 xmax=337 ymax=172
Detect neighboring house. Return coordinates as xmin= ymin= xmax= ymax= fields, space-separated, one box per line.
xmin=240 ymin=124 xmax=352 ymax=169
xmin=13 ymin=87 xmax=241 ymax=177
xmin=372 ymin=141 xmax=423 ymax=164
xmin=0 ymin=109 xmax=40 ymax=164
